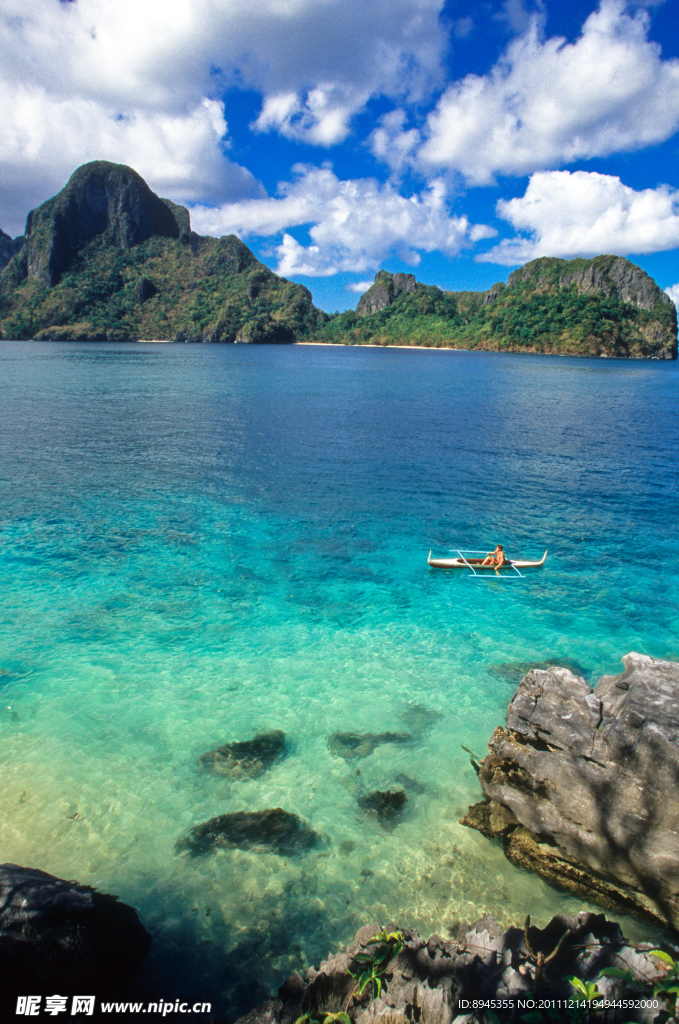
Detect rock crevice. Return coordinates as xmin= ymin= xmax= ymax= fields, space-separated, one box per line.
xmin=356 ymin=271 xmax=418 ymax=316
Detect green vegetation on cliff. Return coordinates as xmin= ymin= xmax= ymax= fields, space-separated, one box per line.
xmin=312 ymin=258 xmax=677 ymax=360
xmin=0 ymin=161 xmax=675 ymax=359
xmin=0 ymin=231 xmax=324 ymax=343
xmin=0 ymin=161 xmax=325 ymax=343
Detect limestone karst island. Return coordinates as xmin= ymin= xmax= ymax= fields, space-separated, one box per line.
xmin=0 ymin=160 xmax=676 ymax=359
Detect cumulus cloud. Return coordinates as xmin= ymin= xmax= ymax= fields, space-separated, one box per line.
xmin=0 ymin=0 xmax=448 ymax=231
xmin=0 ymin=87 xmax=262 ymax=236
xmin=408 ymin=0 xmax=679 ymax=183
xmin=252 ymin=85 xmax=373 ymax=147
xmin=1 ymin=0 xmax=446 ymax=111
xmin=240 ymin=0 xmax=448 ymax=145
xmin=190 ymin=166 xmax=495 ymax=275
xmin=478 ymin=170 xmax=679 ymax=265
xmin=666 ymin=284 xmax=679 ymax=309
xmin=347 ymin=281 xmax=375 ymax=293
xmin=371 ymin=110 xmax=422 ymax=174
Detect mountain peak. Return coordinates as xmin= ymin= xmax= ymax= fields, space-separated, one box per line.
xmin=356 ymin=270 xmax=418 ymax=316
xmin=21 ymin=161 xmax=188 ymax=288
xmin=0 ymin=161 xmax=326 ymax=343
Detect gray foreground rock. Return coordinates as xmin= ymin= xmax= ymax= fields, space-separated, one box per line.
xmin=235 ymin=917 xmax=673 ymax=1024
xmin=463 ymin=653 xmax=679 ymax=928
xmin=0 ymin=863 xmax=150 ymax=1012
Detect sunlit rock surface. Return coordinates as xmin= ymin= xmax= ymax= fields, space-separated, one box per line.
xmin=235 ymin=917 xmax=671 ymax=1024
xmin=463 ymin=653 xmax=679 ymax=928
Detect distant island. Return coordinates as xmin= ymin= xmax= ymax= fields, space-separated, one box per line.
xmin=319 ymin=262 xmax=677 ymax=360
xmin=0 ymin=161 xmax=676 ymax=360
xmin=0 ymin=161 xmax=325 ymax=345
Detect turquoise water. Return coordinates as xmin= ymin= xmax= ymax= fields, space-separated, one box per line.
xmin=1 ymin=341 xmax=677 ymax=1014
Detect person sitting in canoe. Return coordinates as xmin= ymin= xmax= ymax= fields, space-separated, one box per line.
xmin=482 ymin=544 xmax=508 ymax=570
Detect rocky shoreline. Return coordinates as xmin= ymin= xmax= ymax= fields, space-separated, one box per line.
xmin=235 ymin=917 xmax=676 ymax=1024
xmin=5 ymin=652 xmax=679 ymax=1021
xmin=0 ymin=863 xmax=150 ymax=1018
xmin=3 ymin=864 xmax=674 ymax=1024
xmin=462 ymin=653 xmax=679 ymax=931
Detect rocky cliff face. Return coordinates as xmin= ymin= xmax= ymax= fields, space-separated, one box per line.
xmin=356 ymin=270 xmax=418 ymax=315
xmin=508 ymin=255 xmax=673 ymax=314
xmin=14 ymin=161 xmax=182 ymax=288
xmin=160 ymin=197 xmax=191 ymax=241
xmin=0 ymin=228 xmax=24 ymax=273
xmin=317 ymin=255 xmax=676 ymax=359
xmin=463 ymin=653 xmax=679 ymax=929
xmin=501 ymin=257 xmax=677 ymax=359
xmin=0 ymin=162 xmax=326 ymax=342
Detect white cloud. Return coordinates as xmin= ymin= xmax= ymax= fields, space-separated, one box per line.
xmin=252 ymin=85 xmax=372 ymax=147
xmin=190 ymin=166 xmax=495 ymax=275
xmin=0 ymin=86 xmax=262 ymax=236
xmin=478 ymin=170 xmax=679 ymax=265
xmin=240 ymin=0 xmax=448 ymax=145
xmin=370 ymin=110 xmax=422 ymax=174
xmin=0 ymin=0 xmax=445 ymax=110
xmin=348 ymin=280 xmax=375 ymax=293
xmin=666 ymin=284 xmax=679 ymax=309
xmin=0 ymin=0 xmax=448 ymax=231
xmin=190 ymin=164 xmax=330 ymax=238
xmin=409 ymin=0 xmax=679 ymax=183
xmin=0 ymin=80 xmax=268 ymax=235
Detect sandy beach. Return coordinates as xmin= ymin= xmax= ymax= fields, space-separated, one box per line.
xmin=294 ymin=341 xmax=465 ymax=351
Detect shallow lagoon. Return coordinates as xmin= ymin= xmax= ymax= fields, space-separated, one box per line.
xmin=0 ymin=341 xmax=677 ymax=1014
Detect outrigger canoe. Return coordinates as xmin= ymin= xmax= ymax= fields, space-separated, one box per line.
xmin=427 ymin=549 xmax=548 ymax=570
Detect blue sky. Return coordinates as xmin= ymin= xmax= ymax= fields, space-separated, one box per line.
xmin=1 ymin=0 xmax=679 ymax=311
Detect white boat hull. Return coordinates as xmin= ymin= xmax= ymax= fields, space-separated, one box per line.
xmin=427 ymin=550 xmax=548 ymax=569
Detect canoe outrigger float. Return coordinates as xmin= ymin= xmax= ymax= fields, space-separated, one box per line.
xmin=427 ymin=549 xmax=548 ymax=578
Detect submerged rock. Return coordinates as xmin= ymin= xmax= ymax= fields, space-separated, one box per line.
xmin=464 ymin=653 xmax=679 ymax=929
xmin=358 ymin=789 xmax=407 ymax=826
xmin=327 ymin=731 xmax=413 ymax=760
xmin=394 ymin=772 xmax=426 ymax=795
xmin=176 ymin=808 xmax=322 ymax=858
xmin=0 ymin=863 xmax=150 ymax=1013
xmin=200 ymin=730 xmax=286 ymax=779
xmin=400 ymin=704 xmax=441 ymax=732
xmin=486 ymin=657 xmax=589 ymax=685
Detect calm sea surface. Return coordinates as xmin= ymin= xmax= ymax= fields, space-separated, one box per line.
xmin=1 ymin=341 xmax=677 ymax=1013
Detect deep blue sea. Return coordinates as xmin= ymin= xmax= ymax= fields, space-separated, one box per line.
xmin=1 ymin=340 xmax=677 ymax=1014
